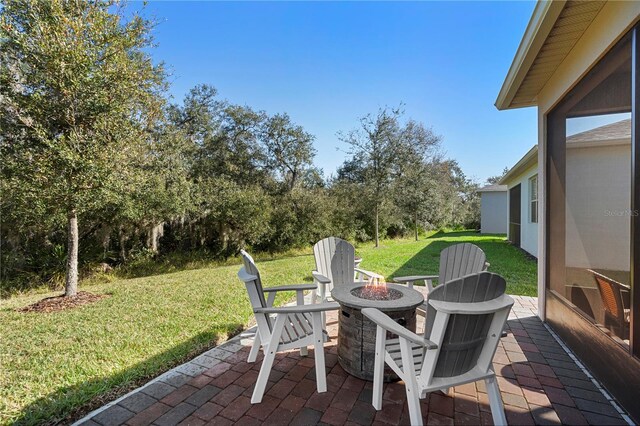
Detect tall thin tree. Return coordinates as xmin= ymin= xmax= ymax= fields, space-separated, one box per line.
xmin=0 ymin=0 xmax=166 ymax=296
xmin=340 ymin=106 xmax=403 ymax=247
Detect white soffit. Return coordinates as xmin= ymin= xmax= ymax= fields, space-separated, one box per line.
xmin=496 ymin=1 xmax=606 ymax=110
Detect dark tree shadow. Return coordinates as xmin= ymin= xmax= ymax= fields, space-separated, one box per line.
xmin=388 ymin=233 xmax=536 ymax=296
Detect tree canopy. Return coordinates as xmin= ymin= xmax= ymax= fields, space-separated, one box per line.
xmin=0 ymin=1 xmax=482 ymax=297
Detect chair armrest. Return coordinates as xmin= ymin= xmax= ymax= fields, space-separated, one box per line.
xmin=238 ymin=269 xmax=258 ymax=283
xmin=428 ymin=294 xmax=514 ymax=315
xmin=354 ymin=268 xmax=383 ymax=280
xmin=362 ymin=308 xmax=436 ymax=348
xmin=393 ymin=275 xmax=438 ymax=284
xmin=312 ymin=271 xmax=331 ymax=284
xmin=621 ymin=287 xmax=631 ymax=309
xmin=263 ymin=284 xmax=317 ymax=292
xmin=618 ymin=282 xmax=631 ymax=291
xmin=255 ymin=302 xmax=339 ymax=314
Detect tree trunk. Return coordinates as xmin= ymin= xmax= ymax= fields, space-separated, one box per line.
xmin=219 ymin=222 xmax=229 ymax=252
xmin=119 ymin=226 xmax=127 ymax=261
xmin=148 ymin=223 xmax=163 ymax=253
xmin=375 ymin=204 xmax=380 ymax=248
xmin=414 ymin=211 xmax=419 ymax=241
xmin=65 ymin=209 xmax=79 ymax=297
xmin=101 ymin=226 xmax=111 ymax=261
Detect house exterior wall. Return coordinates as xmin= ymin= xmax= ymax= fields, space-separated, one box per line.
xmin=480 ymin=192 xmax=507 ymax=234
xmin=532 ymin=4 xmax=640 ymax=420
xmin=504 ymin=164 xmax=539 ymax=258
xmin=536 ymin=1 xmax=640 ymax=318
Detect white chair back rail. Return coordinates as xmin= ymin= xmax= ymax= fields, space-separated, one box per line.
xmin=313 ymin=237 xmax=356 ymax=292
xmin=240 ymin=249 xmax=268 ymax=310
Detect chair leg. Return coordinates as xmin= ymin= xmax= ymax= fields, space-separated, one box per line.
xmin=252 ymin=315 xmax=286 ymax=404
xmin=485 ymin=376 xmax=507 ymax=426
xmin=311 ymin=312 xmax=327 ymax=393
xmin=399 ymin=338 xmax=422 ymax=426
xmin=405 ymin=386 xmax=422 ymax=426
xmin=372 ymin=325 xmax=386 ymax=410
xmin=248 ymin=329 xmax=261 ymax=363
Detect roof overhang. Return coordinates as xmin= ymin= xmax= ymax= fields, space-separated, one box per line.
xmin=477 ymin=185 xmax=508 ymax=193
xmin=496 ymin=1 xmax=606 ymax=110
xmin=499 ymin=145 xmax=538 ymax=185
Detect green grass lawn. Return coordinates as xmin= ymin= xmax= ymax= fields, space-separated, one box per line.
xmin=0 ymin=231 xmax=536 ymax=425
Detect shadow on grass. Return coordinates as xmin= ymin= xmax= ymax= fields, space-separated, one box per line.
xmin=426 ymin=229 xmax=480 ymax=239
xmin=117 ymin=251 xmax=315 ymax=281
xmin=389 ymin=233 xmax=537 ymax=296
xmin=13 ymin=324 xmax=243 ymax=426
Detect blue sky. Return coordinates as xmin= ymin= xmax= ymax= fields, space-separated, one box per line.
xmin=140 ymin=1 xmax=538 ymax=184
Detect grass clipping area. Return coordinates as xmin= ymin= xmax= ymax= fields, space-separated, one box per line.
xmin=0 ymin=231 xmax=536 ymax=425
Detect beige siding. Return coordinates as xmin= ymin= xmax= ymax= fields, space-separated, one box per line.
xmin=565 ymin=143 xmax=631 ymax=272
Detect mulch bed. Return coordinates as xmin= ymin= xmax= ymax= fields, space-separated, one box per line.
xmin=18 ymin=291 xmax=107 ymax=313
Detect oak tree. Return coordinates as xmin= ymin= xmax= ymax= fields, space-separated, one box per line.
xmin=1 ymin=0 xmax=166 ymax=296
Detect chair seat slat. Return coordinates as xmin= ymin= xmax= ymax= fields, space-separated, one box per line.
xmin=386 ymin=338 xmax=425 ymax=370
xmin=296 ymin=312 xmax=314 ymax=335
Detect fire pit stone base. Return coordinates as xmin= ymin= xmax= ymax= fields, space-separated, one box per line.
xmin=338 ymin=304 xmax=417 ymax=381
xmin=331 ymin=282 xmax=425 ymax=382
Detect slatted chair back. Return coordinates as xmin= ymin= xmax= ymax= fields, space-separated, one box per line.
xmin=239 ymin=250 xmax=272 ymax=336
xmin=240 ymin=250 xmax=267 ymax=308
xmin=313 ymin=237 xmax=356 ymax=291
xmin=438 ymin=243 xmax=487 ymax=285
xmin=422 ymin=271 xmax=507 ymax=379
xmin=589 ymin=269 xmax=630 ymax=338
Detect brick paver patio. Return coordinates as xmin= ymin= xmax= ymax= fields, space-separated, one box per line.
xmin=76 ymin=295 xmax=632 ymax=426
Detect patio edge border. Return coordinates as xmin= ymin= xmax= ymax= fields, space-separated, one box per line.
xmin=542 ymin=322 xmax=634 ymax=426
xmin=70 ymin=325 xmax=257 ymax=426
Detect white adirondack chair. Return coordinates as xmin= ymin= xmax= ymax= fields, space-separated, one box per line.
xmin=237 ymin=250 xmax=339 ymax=403
xmin=362 ymin=271 xmax=513 ymax=426
xmin=394 ymin=243 xmax=489 ymax=292
xmin=312 ymin=237 xmax=380 ymax=303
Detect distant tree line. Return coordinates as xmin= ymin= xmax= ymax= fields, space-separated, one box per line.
xmin=0 ymin=0 xmax=479 ymax=296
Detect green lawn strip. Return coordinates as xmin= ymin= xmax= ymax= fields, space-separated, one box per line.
xmin=1 ymin=257 xmax=313 ymax=425
xmin=355 ymin=231 xmax=537 ymax=297
xmin=0 ymin=232 xmax=535 ymax=425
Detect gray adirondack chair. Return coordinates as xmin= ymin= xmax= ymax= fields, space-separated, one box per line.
xmin=394 ymin=243 xmax=489 ymax=292
xmin=312 ymin=237 xmax=380 ymax=303
xmin=238 ymin=250 xmax=339 ymax=403
xmin=363 ymin=271 xmax=513 ymax=426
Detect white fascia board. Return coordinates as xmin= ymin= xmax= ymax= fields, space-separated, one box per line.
xmin=495 ymin=1 xmax=566 ymax=111
xmin=499 ymin=145 xmax=539 ymax=185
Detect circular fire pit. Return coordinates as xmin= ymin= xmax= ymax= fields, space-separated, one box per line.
xmin=331 ymin=282 xmax=424 ymax=381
